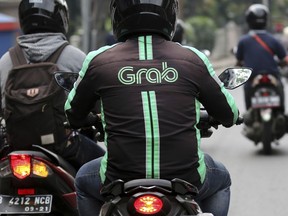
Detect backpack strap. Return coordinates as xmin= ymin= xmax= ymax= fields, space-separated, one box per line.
xmin=9 ymin=45 xmax=27 ymax=67
xmin=47 ymin=41 xmax=69 ymax=63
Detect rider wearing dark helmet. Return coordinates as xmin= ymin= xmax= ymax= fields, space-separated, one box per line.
xmin=245 ymin=3 xmax=269 ymax=30
xmin=66 ymin=0 xmax=239 ymax=215
xmin=235 ymin=4 xmax=288 ymax=141
xmin=0 ymin=0 xmax=104 ymax=169
xmin=18 ymin=0 xmax=69 ymax=35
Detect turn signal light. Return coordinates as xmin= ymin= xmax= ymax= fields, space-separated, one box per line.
xmin=32 ymin=159 xmax=49 ymax=177
xmin=10 ymin=154 xmax=31 ymax=179
xmin=134 ymin=195 xmax=163 ymax=215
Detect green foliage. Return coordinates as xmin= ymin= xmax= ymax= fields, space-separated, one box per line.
xmin=184 ymin=16 xmax=217 ymax=50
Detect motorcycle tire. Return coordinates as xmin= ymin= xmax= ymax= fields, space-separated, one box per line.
xmin=262 ymin=122 xmax=272 ymax=155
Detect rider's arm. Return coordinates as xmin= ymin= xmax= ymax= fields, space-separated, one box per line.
xmin=273 ymin=37 xmax=288 ymax=66
xmin=64 ymin=56 xmax=100 ymax=129
xmin=64 ymin=45 xmax=117 ymax=129
xmin=235 ymin=40 xmax=244 ymax=66
xmin=192 ymin=49 xmax=239 ymax=127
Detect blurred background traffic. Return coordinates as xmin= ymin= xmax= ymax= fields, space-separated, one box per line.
xmin=1 ymin=0 xmax=287 ymax=59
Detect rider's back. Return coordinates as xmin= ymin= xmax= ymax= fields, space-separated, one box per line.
xmin=237 ymin=31 xmax=286 ymax=76
xmin=70 ymin=35 xmax=237 ymax=187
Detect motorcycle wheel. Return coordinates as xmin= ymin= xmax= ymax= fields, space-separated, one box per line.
xmin=262 ymin=122 xmax=272 ymax=155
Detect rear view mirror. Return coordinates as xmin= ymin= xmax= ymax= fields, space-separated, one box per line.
xmin=54 ymin=71 xmax=78 ymax=92
xmin=218 ymin=68 xmax=252 ymax=89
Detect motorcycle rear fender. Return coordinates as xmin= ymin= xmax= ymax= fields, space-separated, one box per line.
xmin=100 ymin=178 xmax=199 ymax=199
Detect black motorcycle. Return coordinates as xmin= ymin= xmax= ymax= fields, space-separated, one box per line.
xmin=99 ymin=178 xmax=210 ymax=216
xmin=242 ymin=72 xmax=286 ymax=154
xmin=52 ymin=67 xmax=251 ymax=216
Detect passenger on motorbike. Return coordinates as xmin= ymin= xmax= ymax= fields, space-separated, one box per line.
xmin=0 ymin=0 xmax=105 ymax=169
xmin=235 ymin=4 xmax=288 ymax=141
xmin=65 ymin=0 xmax=240 ymax=215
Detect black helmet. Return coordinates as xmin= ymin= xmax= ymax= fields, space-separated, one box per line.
xmin=18 ymin=0 xmax=69 ymax=35
xmin=110 ymin=0 xmax=178 ymax=42
xmin=172 ymin=19 xmax=184 ymax=43
xmin=245 ymin=4 xmax=269 ymax=30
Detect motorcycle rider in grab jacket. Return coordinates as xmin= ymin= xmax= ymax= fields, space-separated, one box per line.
xmin=235 ymin=4 xmax=288 ymax=141
xmin=65 ymin=0 xmax=240 ymax=215
xmin=0 ymin=0 xmax=105 ymax=168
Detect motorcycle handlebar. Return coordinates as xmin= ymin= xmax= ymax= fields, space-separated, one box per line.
xmin=199 ymin=110 xmax=243 ymax=128
xmin=63 ymin=113 xmax=104 ymax=142
xmin=64 ymin=111 xmax=242 ymax=140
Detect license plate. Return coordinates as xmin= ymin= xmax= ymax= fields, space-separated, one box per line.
xmin=0 ymin=195 xmax=52 ymax=214
xmin=251 ymin=95 xmax=280 ymax=108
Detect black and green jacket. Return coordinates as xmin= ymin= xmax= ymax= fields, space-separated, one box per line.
xmin=65 ymin=34 xmax=238 ymax=187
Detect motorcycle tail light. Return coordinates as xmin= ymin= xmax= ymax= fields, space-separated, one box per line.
xmin=10 ymin=154 xmax=31 ymax=179
xmin=134 ymin=195 xmax=163 ymax=215
xmin=261 ymin=91 xmax=270 ymax=96
xmin=18 ymin=188 xmax=35 ymax=195
xmin=259 ymin=75 xmax=271 ymax=84
xmin=32 ymin=159 xmax=50 ymax=177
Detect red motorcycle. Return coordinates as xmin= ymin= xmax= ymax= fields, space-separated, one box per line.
xmin=0 ymin=142 xmax=78 ymax=215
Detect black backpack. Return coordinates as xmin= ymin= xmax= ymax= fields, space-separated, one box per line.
xmin=4 ymin=43 xmax=69 ymax=151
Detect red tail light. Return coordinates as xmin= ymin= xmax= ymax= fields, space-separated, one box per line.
xmin=259 ymin=75 xmax=271 ymax=84
xmin=9 ymin=154 xmax=52 ymax=180
xmin=134 ymin=195 xmax=163 ymax=215
xmin=10 ymin=154 xmax=31 ymax=179
xmin=18 ymin=188 xmax=35 ymax=195
xmin=261 ymin=91 xmax=270 ymax=96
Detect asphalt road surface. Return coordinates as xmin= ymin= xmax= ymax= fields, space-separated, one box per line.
xmin=203 ymin=64 xmax=288 ymax=216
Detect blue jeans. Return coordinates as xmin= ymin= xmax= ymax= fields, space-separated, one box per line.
xmin=75 ymin=157 xmax=104 ymax=215
xmin=61 ymin=134 xmax=105 ymax=170
xmin=196 ymin=154 xmax=231 ymax=216
xmin=75 ymin=153 xmax=231 ymax=216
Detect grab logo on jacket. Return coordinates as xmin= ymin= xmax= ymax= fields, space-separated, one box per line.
xmin=118 ymin=62 xmax=178 ymax=85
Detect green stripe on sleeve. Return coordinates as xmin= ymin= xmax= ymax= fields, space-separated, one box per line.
xmin=64 ymin=44 xmax=117 ymax=112
xmin=195 ymin=99 xmax=206 ymax=183
xmin=183 ymin=46 xmax=239 ymax=123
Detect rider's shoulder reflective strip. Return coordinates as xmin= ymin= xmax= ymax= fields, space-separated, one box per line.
xmin=64 ymin=44 xmax=117 ymax=111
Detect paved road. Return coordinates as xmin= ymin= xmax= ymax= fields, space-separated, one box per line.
xmin=204 ymin=59 xmax=288 ymax=216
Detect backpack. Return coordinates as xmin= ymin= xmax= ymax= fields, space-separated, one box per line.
xmin=4 ymin=42 xmax=69 ymax=151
